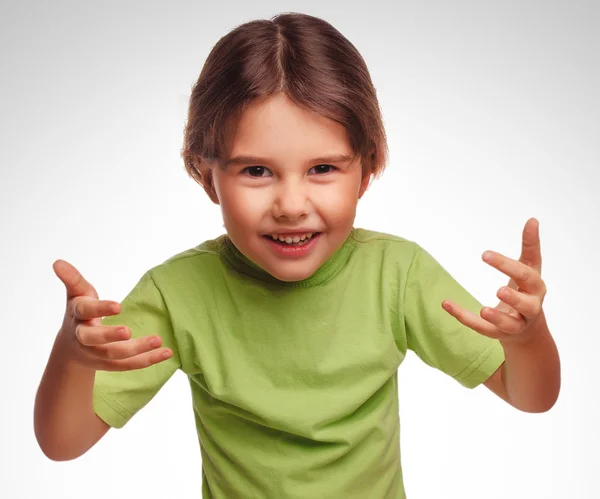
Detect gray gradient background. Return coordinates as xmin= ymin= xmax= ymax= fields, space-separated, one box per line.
xmin=1 ymin=1 xmax=598 ymax=497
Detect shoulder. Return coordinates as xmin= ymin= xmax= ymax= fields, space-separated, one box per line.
xmin=345 ymin=228 xmax=427 ymax=284
xmin=144 ymin=234 xmax=230 ymax=284
xmin=349 ymin=228 xmax=420 ymax=260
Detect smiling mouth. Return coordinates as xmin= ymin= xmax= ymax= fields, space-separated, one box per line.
xmin=263 ymin=232 xmax=321 ymax=246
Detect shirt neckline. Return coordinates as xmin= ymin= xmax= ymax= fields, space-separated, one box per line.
xmin=219 ymin=230 xmax=357 ymax=288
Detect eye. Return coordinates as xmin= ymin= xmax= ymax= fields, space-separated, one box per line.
xmin=242 ymin=166 xmax=272 ymax=177
xmin=308 ymin=164 xmax=336 ymax=175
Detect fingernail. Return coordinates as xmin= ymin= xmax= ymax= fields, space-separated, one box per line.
xmin=482 ymin=251 xmax=493 ymax=261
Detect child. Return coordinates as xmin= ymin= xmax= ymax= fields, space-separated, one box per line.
xmin=34 ymin=12 xmax=560 ymax=499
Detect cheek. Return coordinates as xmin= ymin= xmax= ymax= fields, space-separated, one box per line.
xmin=220 ymin=186 xmax=269 ymax=226
xmin=315 ymin=183 xmax=359 ymax=225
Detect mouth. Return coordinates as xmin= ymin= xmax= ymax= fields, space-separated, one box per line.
xmin=262 ymin=232 xmax=321 ymax=247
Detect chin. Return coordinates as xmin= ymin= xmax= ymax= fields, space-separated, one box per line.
xmin=267 ymin=265 xmax=318 ymax=283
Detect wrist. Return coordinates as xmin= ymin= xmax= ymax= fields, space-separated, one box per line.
xmin=500 ymin=311 xmax=550 ymax=351
xmin=53 ymin=329 xmax=96 ymax=374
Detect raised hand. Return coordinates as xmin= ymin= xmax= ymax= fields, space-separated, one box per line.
xmin=53 ymin=260 xmax=173 ymax=371
xmin=441 ymin=218 xmax=547 ymax=344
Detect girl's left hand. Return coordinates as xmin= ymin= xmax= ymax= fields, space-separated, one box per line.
xmin=442 ymin=218 xmax=547 ymax=344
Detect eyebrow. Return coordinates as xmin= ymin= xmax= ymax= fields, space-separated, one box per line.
xmin=222 ymin=154 xmax=356 ymax=168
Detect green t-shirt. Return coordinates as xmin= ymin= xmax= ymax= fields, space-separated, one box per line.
xmin=95 ymin=228 xmax=505 ymax=498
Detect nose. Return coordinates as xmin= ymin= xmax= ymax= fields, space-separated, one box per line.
xmin=272 ymin=179 xmax=309 ymax=220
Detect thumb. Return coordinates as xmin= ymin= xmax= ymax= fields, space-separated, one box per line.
xmin=519 ymin=217 xmax=542 ymax=274
xmin=53 ymin=259 xmax=98 ymax=300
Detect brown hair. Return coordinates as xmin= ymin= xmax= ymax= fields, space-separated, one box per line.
xmin=181 ymin=12 xmax=388 ymax=191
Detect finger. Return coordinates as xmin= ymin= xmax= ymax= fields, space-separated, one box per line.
xmin=480 ymin=306 xmax=525 ymax=335
xmin=519 ymin=217 xmax=542 ymax=274
xmin=496 ymin=286 xmax=543 ymax=320
xmin=53 ymin=260 xmax=98 ymax=299
xmin=76 ymin=324 xmax=131 ymax=346
xmin=92 ymin=335 xmax=164 ymax=360
xmin=482 ymin=251 xmax=545 ymax=295
xmin=72 ymin=297 xmax=121 ymax=321
xmin=441 ymin=300 xmax=507 ymax=340
xmin=98 ymin=348 xmax=173 ymax=371
xmin=505 ymin=277 xmax=519 ymax=292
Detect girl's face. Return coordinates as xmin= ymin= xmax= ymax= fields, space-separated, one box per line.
xmin=209 ymin=92 xmax=370 ymax=282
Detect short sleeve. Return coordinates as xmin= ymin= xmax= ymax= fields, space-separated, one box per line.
xmin=403 ymin=245 xmax=505 ymax=388
xmin=93 ymin=271 xmax=181 ymax=428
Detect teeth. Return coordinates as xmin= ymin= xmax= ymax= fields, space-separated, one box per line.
xmin=269 ymin=232 xmax=316 ymax=243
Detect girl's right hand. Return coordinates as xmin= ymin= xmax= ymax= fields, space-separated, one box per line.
xmin=52 ymin=260 xmax=173 ymax=371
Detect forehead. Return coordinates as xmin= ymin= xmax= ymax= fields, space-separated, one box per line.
xmin=226 ymin=93 xmax=353 ymax=161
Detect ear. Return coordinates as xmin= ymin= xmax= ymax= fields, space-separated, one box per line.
xmin=358 ymin=150 xmax=375 ymax=199
xmin=198 ymin=161 xmax=220 ymax=205
xmin=358 ymin=171 xmax=372 ymax=199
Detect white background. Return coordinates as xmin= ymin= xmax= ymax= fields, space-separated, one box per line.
xmin=1 ymin=0 xmax=598 ymax=497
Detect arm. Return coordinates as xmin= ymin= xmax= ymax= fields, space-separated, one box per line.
xmin=34 ymin=332 xmax=110 ymax=461
xmin=443 ymin=218 xmax=561 ymax=412
xmin=35 ymin=260 xmax=173 ymax=461
xmin=483 ymin=310 xmax=560 ymax=413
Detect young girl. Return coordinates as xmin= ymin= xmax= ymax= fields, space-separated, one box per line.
xmin=34 ymin=12 xmax=560 ymax=498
